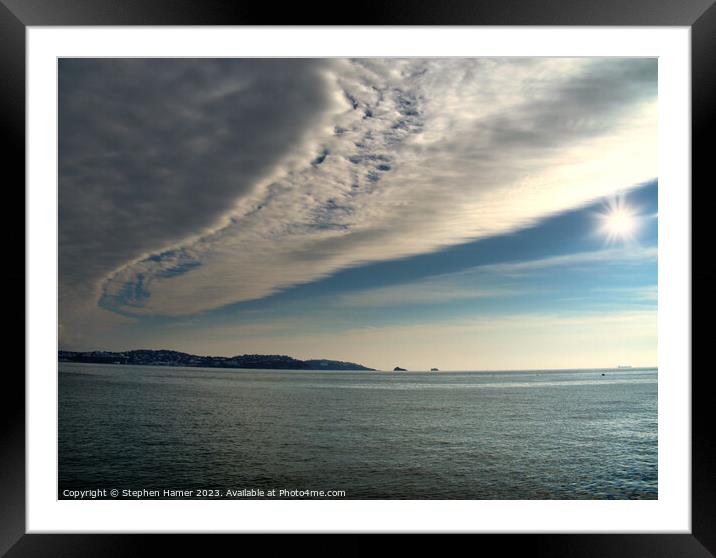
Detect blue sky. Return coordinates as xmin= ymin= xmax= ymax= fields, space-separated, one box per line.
xmin=59 ymin=58 xmax=657 ymax=370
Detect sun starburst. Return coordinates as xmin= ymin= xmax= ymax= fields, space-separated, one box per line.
xmin=596 ymin=195 xmax=640 ymax=244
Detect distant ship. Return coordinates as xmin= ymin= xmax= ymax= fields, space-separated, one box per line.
xmin=393 ymin=366 xmax=407 ymax=372
xmin=617 ymin=365 xmax=632 ymax=369
xmin=430 ymin=368 xmax=439 ymax=372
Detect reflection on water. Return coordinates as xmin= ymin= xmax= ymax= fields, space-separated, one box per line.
xmin=59 ymin=363 xmax=657 ymax=499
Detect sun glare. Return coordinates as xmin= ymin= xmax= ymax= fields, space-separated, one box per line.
xmin=606 ymin=208 xmax=636 ymax=235
xmin=597 ymin=196 xmax=640 ymax=244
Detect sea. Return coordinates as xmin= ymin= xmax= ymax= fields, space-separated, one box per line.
xmin=58 ymin=363 xmax=657 ymax=500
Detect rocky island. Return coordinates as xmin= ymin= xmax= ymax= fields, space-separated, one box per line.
xmin=59 ymin=350 xmax=375 ymax=371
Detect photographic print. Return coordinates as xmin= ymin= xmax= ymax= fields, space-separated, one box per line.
xmin=58 ymin=57 xmax=658 ymax=501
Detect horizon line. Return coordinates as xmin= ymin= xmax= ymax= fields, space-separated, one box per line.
xmin=58 ymin=348 xmax=657 ymax=374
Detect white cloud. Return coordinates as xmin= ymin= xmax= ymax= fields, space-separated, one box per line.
xmin=337 ymin=284 xmax=520 ymax=308
xmin=61 ymin=58 xmax=657 ymax=322
xmin=473 ymin=245 xmax=658 ymax=275
xmin=334 ymin=245 xmax=656 ymax=308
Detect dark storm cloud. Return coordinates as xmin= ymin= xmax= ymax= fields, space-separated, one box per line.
xmin=59 ymin=58 xmax=333 ymax=297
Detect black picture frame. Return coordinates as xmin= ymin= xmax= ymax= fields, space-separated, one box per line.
xmin=6 ymin=0 xmax=711 ymax=555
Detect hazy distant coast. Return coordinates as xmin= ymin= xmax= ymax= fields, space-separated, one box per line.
xmin=59 ymin=349 xmax=375 ymax=371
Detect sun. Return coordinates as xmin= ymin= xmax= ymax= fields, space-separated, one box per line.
xmin=606 ymin=208 xmax=636 ymax=236
xmin=596 ymin=196 xmax=639 ymax=244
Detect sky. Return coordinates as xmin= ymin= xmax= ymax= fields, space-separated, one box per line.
xmin=58 ymin=58 xmax=658 ymax=371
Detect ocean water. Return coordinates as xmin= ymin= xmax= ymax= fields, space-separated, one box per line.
xmin=58 ymin=363 xmax=657 ymax=499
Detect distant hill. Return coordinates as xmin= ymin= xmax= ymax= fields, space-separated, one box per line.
xmin=58 ymin=350 xmax=375 ymax=371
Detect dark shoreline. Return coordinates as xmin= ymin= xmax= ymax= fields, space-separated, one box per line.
xmin=58 ymin=349 xmax=375 ymax=371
